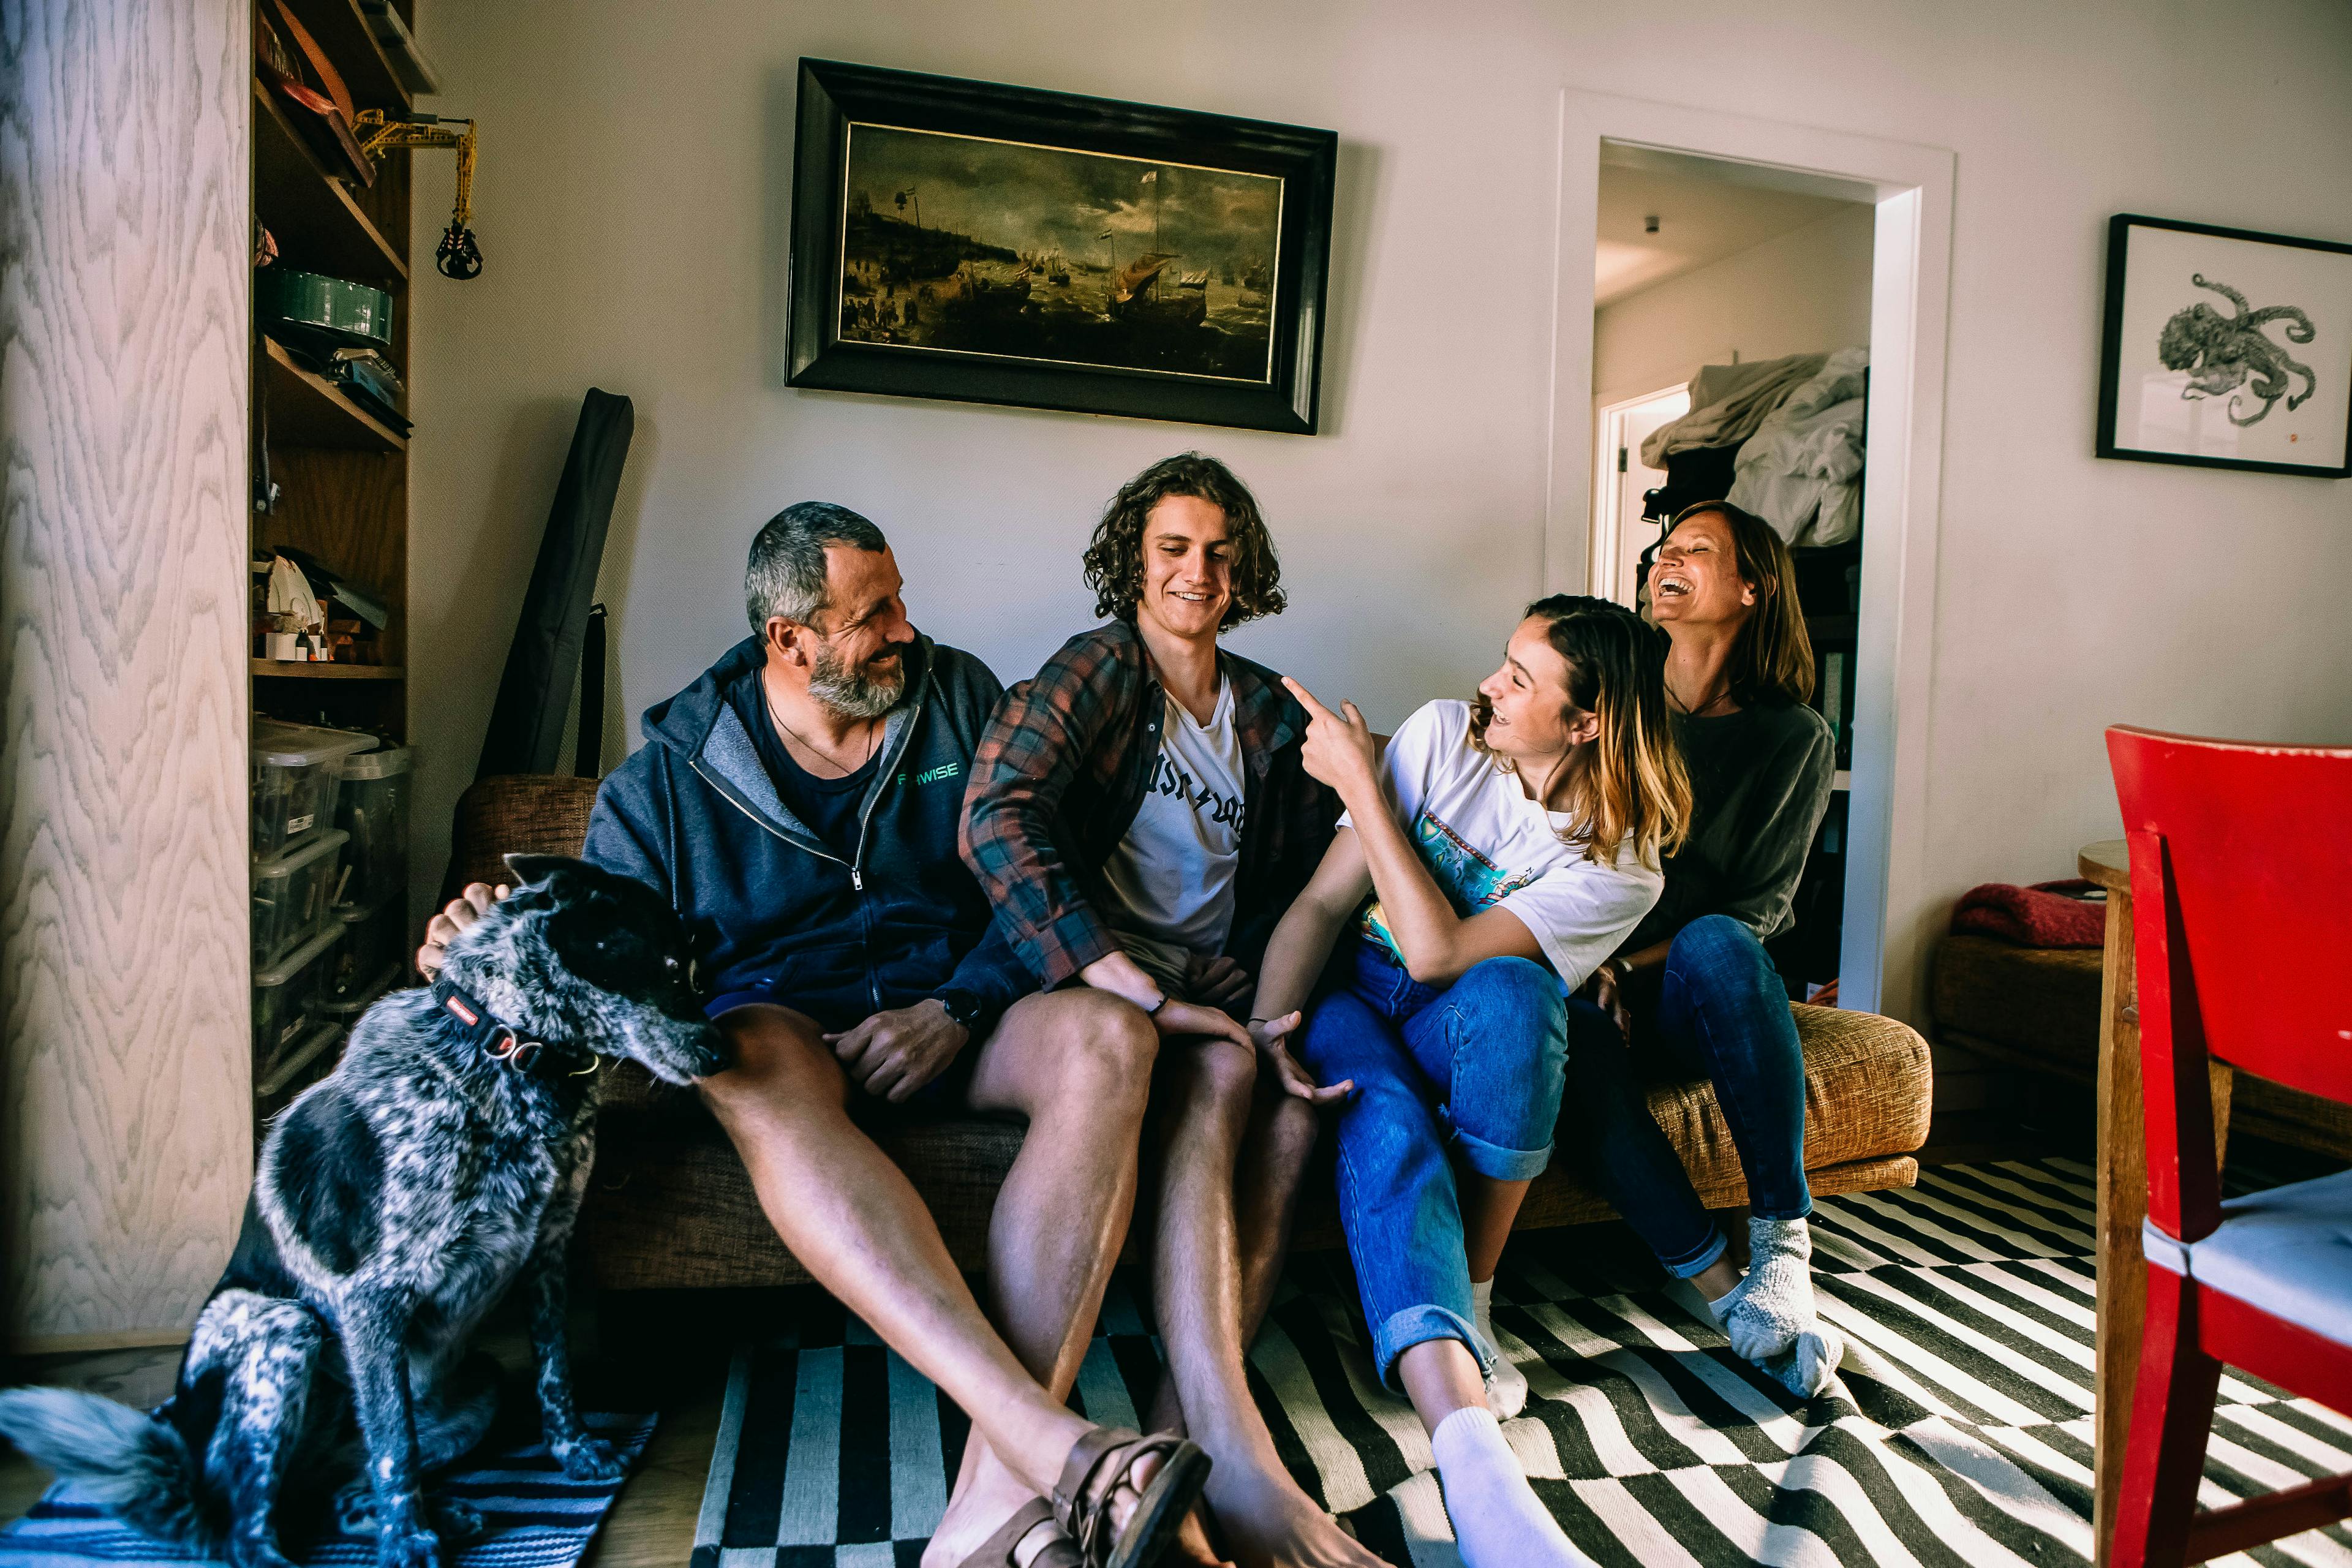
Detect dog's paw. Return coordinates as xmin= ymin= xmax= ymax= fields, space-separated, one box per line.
xmin=226 ymin=1534 xmax=298 ymax=1568
xmin=432 ymin=1499 xmax=488 ymax=1543
xmin=375 ymin=1526 xmax=442 ymax=1568
xmin=553 ymin=1434 xmax=625 ymax=1482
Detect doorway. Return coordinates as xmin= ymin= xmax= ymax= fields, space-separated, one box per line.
xmin=1544 ymin=91 xmax=1955 ymax=1020
xmin=1591 ymin=385 xmax=1688 ymax=608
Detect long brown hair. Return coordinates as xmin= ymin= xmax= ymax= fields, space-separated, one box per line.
xmin=1472 ymin=595 xmax=1692 ymax=867
xmin=1082 ymin=453 xmax=1286 ymax=628
xmin=1663 ymin=501 xmax=1814 ymax=707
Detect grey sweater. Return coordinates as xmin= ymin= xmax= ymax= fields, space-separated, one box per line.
xmin=1625 ymin=701 xmax=1835 ymax=951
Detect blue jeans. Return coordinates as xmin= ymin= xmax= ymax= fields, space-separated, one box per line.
xmin=1560 ymin=914 xmax=1811 ymax=1280
xmin=1299 ymin=941 xmax=1567 ymax=1387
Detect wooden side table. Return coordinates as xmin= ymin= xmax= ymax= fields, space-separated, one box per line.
xmin=2084 ymin=838 xmax=2234 ymax=1566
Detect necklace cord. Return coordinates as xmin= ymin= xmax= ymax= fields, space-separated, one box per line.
xmin=763 ymin=676 xmax=880 ymax=777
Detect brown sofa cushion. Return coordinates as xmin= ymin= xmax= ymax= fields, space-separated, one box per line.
xmin=579 ymin=1003 xmax=1933 ymax=1291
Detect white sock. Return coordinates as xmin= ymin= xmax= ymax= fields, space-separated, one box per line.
xmin=1431 ymin=1406 xmax=1595 ymax=1568
xmin=1708 ymin=1217 xmax=1844 ymax=1396
xmin=1470 ymin=1280 xmax=1529 ymax=1419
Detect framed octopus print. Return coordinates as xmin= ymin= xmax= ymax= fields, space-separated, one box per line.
xmin=2097 ymin=214 xmax=2352 ymax=477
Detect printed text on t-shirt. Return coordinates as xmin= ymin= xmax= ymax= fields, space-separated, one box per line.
xmin=1150 ymin=750 xmax=1246 ymax=831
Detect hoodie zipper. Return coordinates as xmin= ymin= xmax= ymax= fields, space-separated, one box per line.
xmin=690 ymin=695 xmax=923 ymax=1017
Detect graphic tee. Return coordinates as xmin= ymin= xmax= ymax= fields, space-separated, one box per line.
xmin=1340 ymin=699 xmax=1663 ymax=992
xmin=1100 ymin=680 xmax=1248 ymax=995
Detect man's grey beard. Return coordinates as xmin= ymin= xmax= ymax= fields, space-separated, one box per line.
xmin=809 ymin=645 xmax=905 ymax=719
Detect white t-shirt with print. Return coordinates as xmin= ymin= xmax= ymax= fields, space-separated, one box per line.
xmin=1100 ymin=679 xmax=1248 ymax=994
xmin=1339 ymin=698 xmax=1662 ymax=992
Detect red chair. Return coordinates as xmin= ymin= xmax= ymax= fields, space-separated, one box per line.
xmin=2105 ymin=725 xmax=2352 ymax=1567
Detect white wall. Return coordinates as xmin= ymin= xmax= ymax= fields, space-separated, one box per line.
xmin=406 ymin=0 xmax=2352 ymax=1025
xmin=1593 ymin=205 xmax=1875 ymax=407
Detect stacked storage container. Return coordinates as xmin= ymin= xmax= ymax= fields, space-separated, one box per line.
xmin=326 ymin=746 xmax=412 ymax=1011
xmin=249 ymin=720 xmax=375 ymax=1122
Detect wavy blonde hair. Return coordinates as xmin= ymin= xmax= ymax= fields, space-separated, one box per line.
xmin=1471 ymin=595 xmax=1692 ymax=867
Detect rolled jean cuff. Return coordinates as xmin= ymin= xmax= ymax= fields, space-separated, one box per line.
xmin=1373 ymin=1303 xmax=1488 ymax=1389
xmin=1657 ymin=1224 xmax=1731 ymax=1281
xmin=1450 ymin=1125 xmax=1553 ymax=1182
xmin=1754 ymin=1197 xmax=1813 ymax=1222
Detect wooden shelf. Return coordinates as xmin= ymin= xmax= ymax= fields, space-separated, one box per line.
xmin=251 ymin=661 xmax=405 ymax=679
xmin=279 ymin=0 xmax=412 ymax=113
xmin=261 ymin=337 xmax=407 ymax=452
xmin=253 ymin=81 xmax=406 ymax=285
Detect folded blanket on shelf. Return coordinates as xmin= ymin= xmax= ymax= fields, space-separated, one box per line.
xmin=1639 ymin=353 xmax=1826 ymax=467
xmin=1726 ymin=346 xmax=1869 ymax=546
xmin=1950 ymin=878 xmax=2106 ymax=948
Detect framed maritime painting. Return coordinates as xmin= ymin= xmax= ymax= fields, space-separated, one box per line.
xmin=2097 ymin=214 xmax=2352 ymax=477
xmin=786 ymin=59 xmax=1338 ymax=434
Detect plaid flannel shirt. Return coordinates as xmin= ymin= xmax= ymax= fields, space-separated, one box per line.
xmin=961 ymin=618 xmax=1338 ymax=989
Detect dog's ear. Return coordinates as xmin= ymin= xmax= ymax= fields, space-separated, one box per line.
xmin=503 ymin=853 xmax=599 ymax=891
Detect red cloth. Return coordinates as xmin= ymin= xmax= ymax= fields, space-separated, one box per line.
xmin=1950 ymin=879 xmax=2106 ymax=948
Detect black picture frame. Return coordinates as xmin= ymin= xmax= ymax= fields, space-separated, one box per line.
xmin=787 ymin=59 xmax=1337 ymax=435
xmin=2096 ymin=213 xmax=2352 ymax=478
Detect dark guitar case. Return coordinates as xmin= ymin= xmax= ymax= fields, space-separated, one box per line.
xmin=473 ymin=388 xmax=633 ymax=783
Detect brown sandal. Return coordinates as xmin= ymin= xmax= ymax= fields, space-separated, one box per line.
xmin=957 ymin=1496 xmax=1084 ymax=1568
xmin=1052 ymin=1427 xmax=1213 ymax=1568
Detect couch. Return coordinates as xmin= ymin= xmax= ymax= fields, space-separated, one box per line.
xmin=451 ymin=775 xmax=1937 ymax=1291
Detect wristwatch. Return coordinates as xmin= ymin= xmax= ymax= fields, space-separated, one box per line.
xmin=936 ymin=990 xmax=986 ymax=1034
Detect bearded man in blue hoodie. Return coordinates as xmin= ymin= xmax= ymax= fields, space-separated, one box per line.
xmin=421 ymin=504 xmax=1219 ymax=1568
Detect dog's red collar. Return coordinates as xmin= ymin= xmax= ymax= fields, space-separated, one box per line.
xmin=430 ymin=977 xmax=595 ymax=1080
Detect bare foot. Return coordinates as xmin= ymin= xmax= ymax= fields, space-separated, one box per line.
xmin=925 ymin=1438 xmax=1212 ymax=1568
xmin=924 ymin=1447 xmax=1039 ymax=1568
xmin=1172 ymin=1501 xmax=1229 ymax=1568
xmin=1201 ymin=1459 xmax=1383 ymax=1568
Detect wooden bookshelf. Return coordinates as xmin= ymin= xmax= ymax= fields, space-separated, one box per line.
xmin=250 ymin=1 xmax=420 ymax=1128
xmin=260 ymin=337 xmax=407 ymax=452
xmin=252 ymin=81 xmax=407 ymax=285
xmin=252 ymin=661 xmax=407 ymax=680
xmin=281 ymin=0 xmax=413 ymax=115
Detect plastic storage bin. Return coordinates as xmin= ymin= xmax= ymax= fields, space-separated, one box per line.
xmin=319 ymin=963 xmax=399 ymax=1030
xmin=333 ymin=746 xmax=411 ymax=908
xmin=252 ymin=720 xmax=375 ymax=860
xmin=251 ymin=829 xmax=349 ymax=970
xmin=255 ymin=1020 xmax=342 ymax=1124
xmin=252 ymin=924 xmax=344 ymax=1076
xmin=329 ymin=893 xmax=406 ymax=1001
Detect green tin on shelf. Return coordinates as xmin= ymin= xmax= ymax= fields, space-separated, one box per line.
xmin=257 ymin=267 xmax=394 ymax=354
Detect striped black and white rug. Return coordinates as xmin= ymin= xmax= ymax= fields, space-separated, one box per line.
xmin=691 ymin=1160 xmax=2352 ymax=1568
xmin=0 ymin=1412 xmax=655 ymax=1566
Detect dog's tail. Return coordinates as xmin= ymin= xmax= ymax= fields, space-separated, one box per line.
xmin=0 ymin=1388 xmax=222 ymax=1549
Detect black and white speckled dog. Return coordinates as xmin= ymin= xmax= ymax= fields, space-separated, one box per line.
xmin=0 ymin=855 xmax=726 ymax=1568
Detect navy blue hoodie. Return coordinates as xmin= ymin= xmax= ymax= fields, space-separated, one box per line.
xmin=582 ymin=633 xmax=1033 ymax=1033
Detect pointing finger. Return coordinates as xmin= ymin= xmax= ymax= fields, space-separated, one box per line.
xmin=1280 ymin=676 xmax=1336 ymax=722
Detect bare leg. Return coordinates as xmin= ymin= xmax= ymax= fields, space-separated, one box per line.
xmin=1147 ymin=1080 xmax=1320 ymax=1435
xmin=1396 ymin=1339 xmax=1487 ymax=1433
xmin=700 ymin=1006 xmax=1153 ymax=1520
xmin=1460 ymin=1174 xmax=1533 ymax=1286
xmin=1150 ymin=1040 xmax=1385 ymax=1568
xmin=926 ymin=992 xmax=1163 ymax=1568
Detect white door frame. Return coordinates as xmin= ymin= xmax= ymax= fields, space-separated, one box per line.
xmin=1543 ymin=88 xmax=1955 ymax=1020
xmin=1590 ymin=383 xmax=1690 ymax=606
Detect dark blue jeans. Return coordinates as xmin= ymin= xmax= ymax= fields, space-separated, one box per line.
xmin=1560 ymin=913 xmax=1811 ymax=1280
xmin=1299 ymin=941 xmax=1567 ymax=1386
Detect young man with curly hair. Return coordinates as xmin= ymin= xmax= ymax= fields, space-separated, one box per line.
xmin=963 ymin=454 xmax=1379 ymax=1568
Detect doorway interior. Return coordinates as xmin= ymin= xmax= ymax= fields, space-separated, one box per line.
xmin=1545 ymin=91 xmax=1955 ymax=1020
